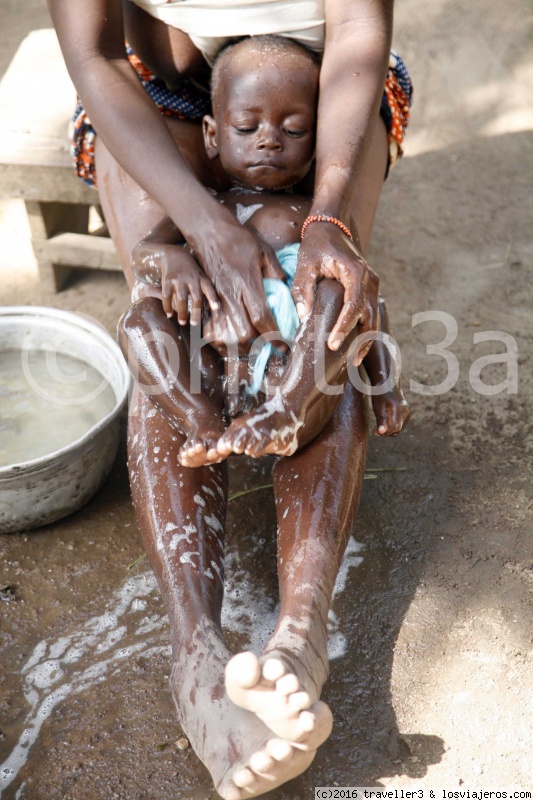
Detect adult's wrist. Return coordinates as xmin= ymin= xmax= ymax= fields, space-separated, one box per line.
xmin=301 ymin=215 xmax=354 ymax=242
xmin=166 ymin=182 xmax=220 ymax=243
xmin=175 ymin=191 xmax=236 ymax=262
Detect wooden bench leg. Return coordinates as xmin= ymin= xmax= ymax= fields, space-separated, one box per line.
xmin=25 ymin=200 xmax=89 ymax=291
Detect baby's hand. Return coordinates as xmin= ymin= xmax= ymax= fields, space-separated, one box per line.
xmin=371 ymin=386 xmax=411 ymax=436
xmin=161 ymin=248 xmax=219 ymax=326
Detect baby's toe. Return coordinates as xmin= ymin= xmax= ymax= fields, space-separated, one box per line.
xmin=206 ymin=447 xmax=222 ymax=462
xmin=179 ymin=442 xmax=194 ymax=463
xmin=244 ymin=436 xmax=267 ymax=458
xmin=230 ymin=427 xmax=251 ymax=454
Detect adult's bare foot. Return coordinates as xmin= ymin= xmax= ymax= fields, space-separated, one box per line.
xmin=172 ymin=641 xmax=325 ymax=799
xmin=225 ymin=651 xmax=333 ymax=746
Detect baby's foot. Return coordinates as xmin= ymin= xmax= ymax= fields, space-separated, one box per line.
xmin=217 ymin=392 xmax=304 ymax=458
xmin=179 ymin=412 xmax=227 ymax=467
xmin=372 ymin=387 xmax=411 ymax=436
xmin=225 ymin=652 xmax=333 ymax=746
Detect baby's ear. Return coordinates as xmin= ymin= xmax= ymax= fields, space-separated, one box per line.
xmin=203 ymin=116 xmax=219 ymax=159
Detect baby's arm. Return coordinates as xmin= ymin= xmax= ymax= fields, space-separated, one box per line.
xmin=132 ymin=215 xmax=251 ymax=418
xmin=363 ymin=297 xmax=411 ymax=436
xmin=132 ymin=216 xmax=219 ymax=326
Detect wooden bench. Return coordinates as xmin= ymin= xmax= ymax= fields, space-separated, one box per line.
xmin=0 ymin=29 xmax=121 ymax=291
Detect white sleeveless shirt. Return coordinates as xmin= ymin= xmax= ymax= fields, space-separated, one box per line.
xmin=131 ymin=0 xmax=325 ymax=63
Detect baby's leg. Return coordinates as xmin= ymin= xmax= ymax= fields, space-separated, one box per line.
xmin=118 ymin=295 xmax=226 ymax=467
xmin=225 ymin=381 xmax=367 ymax=743
xmin=364 ymin=297 xmax=411 ymax=436
xmin=218 ymin=279 xmax=354 ymax=457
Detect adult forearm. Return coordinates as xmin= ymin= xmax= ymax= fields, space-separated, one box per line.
xmin=75 ymin=56 xmax=225 ymax=236
xmin=312 ymin=1 xmax=393 ymax=221
xmin=48 ymin=0 xmax=230 ymax=243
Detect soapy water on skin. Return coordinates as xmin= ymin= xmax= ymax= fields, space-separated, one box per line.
xmin=0 ymin=537 xmax=363 ymax=791
xmin=0 ymin=350 xmax=116 ymax=467
xmin=235 ymin=203 xmax=263 ymax=225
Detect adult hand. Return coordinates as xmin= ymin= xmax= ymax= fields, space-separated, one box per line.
xmin=291 ymin=223 xmax=380 ymax=365
xmin=193 ymin=218 xmax=286 ymax=353
xmin=202 ymin=304 xmax=239 ymax=358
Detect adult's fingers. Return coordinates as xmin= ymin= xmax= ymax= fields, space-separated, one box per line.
xmin=245 ymin=239 xmax=285 ymax=337
xmin=206 ymin=305 xmax=246 ymax=358
xmin=222 ymin=294 xmax=258 ymax=349
xmin=200 ymin=277 xmax=220 ymax=313
xmin=240 ymin=279 xmax=285 ymax=345
xmin=328 ymin=297 xmax=364 ymax=351
xmin=202 ymin=317 xmax=226 ymax=357
xmin=328 ymin=270 xmax=379 ymax=354
xmin=261 ymin=246 xmax=286 ymax=281
xmin=291 ymin=268 xmax=319 ymax=320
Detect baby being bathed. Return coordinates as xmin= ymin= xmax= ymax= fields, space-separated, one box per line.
xmin=119 ymin=34 xmax=410 ymax=468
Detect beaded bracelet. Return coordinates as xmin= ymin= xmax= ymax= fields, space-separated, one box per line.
xmin=301 ymin=214 xmax=353 ymax=242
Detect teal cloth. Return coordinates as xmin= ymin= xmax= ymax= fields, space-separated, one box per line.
xmin=249 ymin=243 xmax=300 ymax=396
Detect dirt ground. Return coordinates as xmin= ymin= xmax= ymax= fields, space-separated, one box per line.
xmin=1 ymin=0 xmax=532 ymax=798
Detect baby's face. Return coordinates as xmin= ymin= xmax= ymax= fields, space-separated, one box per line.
xmin=205 ymin=51 xmax=318 ymax=191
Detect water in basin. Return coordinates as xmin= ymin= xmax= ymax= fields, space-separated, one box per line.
xmin=0 ymin=349 xmax=117 ymax=467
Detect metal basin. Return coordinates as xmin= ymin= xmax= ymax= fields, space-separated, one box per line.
xmin=0 ymin=306 xmax=130 ymax=533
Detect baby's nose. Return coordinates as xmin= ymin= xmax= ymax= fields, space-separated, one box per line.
xmin=258 ymin=127 xmax=282 ymax=150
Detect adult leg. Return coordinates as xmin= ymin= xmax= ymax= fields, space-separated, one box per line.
xmin=129 ymin=388 xmax=331 ymax=799
xmin=225 ymin=381 xmax=368 ymax=743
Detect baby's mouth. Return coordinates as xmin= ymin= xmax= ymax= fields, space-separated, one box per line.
xmin=249 ymin=161 xmax=284 ymax=170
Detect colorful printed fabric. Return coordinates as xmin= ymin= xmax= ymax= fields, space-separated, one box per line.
xmin=71 ymin=47 xmax=413 ymax=187
xmin=71 ymin=46 xmax=211 ymax=187
xmin=380 ymin=51 xmax=414 ymax=168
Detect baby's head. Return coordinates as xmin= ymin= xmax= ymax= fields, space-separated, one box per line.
xmin=203 ymin=35 xmax=319 ymax=191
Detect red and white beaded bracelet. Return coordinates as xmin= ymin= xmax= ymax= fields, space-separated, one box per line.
xmin=300 ymin=214 xmax=353 ymax=242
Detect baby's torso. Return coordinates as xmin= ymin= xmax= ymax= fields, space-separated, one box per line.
xmin=219 ymin=190 xmax=312 ymax=251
